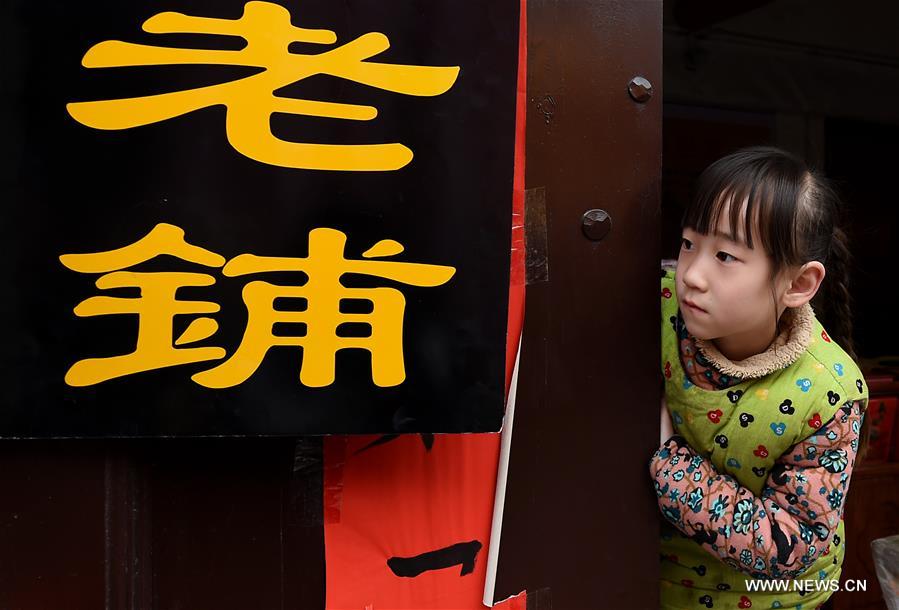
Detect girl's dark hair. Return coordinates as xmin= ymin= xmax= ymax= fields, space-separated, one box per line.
xmin=681 ymin=146 xmax=870 ymax=462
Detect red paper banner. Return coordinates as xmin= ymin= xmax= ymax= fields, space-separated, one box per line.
xmin=323 ymin=0 xmax=527 ymax=606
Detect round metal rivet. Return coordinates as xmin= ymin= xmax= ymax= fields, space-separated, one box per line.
xmin=581 ymin=209 xmax=612 ymax=241
xmin=628 ymin=76 xmax=653 ymax=103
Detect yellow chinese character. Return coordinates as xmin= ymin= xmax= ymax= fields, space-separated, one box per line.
xmin=59 ymin=223 xmax=226 ymax=386
xmin=66 ymin=1 xmax=460 ymax=171
xmin=192 ymin=228 xmax=455 ymax=388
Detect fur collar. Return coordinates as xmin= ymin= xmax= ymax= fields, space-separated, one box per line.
xmin=693 ymin=303 xmax=815 ymax=379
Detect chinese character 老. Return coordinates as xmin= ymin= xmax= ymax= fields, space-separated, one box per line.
xmin=66 ymin=2 xmax=460 ymax=171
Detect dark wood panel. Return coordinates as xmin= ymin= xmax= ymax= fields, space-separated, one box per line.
xmin=0 ymin=441 xmax=107 ymax=610
xmin=148 ymin=439 xmax=324 ymax=610
xmin=832 ymin=461 xmax=899 ymax=610
xmin=494 ymin=0 xmax=663 ymax=607
xmin=0 ymin=438 xmax=325 ymax=610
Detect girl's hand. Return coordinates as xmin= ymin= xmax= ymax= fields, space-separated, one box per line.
xmin=660 ymin=394 xmax=675 ymax=445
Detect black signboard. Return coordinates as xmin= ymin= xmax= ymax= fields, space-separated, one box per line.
xmin=2 ymin=0 xmax=518 ymax=436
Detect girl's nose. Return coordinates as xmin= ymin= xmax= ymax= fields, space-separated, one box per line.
xmin=681 ymin=259 xmax=708 ymax=292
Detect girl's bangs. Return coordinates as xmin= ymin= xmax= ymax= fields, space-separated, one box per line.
xmin=683 ymin=177 xmax=770 ymax=250
xmin=681 ymin=149 xmax=806 ymax=265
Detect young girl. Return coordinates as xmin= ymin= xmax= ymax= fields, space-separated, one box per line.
xmin=650 ymin=146 xmax=870 ymax=609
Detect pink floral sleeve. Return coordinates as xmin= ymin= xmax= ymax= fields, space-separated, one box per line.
xmin=649 ymin=400 xmax=864 ymax=579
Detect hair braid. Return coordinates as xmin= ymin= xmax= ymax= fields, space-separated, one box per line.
xmin=816 ymin=227 xmax=856 ymax=361
xmin=812 ymin=225 xmax=871 ymax=462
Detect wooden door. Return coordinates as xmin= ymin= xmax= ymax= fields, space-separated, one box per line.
xmin=493 ymin=1 xmax=663 ymax=608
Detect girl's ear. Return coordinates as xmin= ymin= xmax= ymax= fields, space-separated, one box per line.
xmin=782 ymin=261 xmax=826 ymax=308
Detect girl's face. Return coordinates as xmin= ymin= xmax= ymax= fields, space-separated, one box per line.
xmin=675 ymin=201 xmax=791 ymax=360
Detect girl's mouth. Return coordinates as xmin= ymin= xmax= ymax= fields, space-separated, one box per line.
xmin=684 ymin=299 xmax=707 ymax=314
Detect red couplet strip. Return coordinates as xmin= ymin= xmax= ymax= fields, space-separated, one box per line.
xmin=323 ymin=0 xmax=528 ymax=607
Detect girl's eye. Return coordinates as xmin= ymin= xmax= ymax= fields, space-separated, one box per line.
xmin=681 ymin=238 xmax=693 ymax=250
xmin=717 ymin=251 xmax=737 ymax=263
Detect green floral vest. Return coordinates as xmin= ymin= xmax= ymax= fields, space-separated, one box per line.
xmin=659 ymin=268 xmax=869 ymax=609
